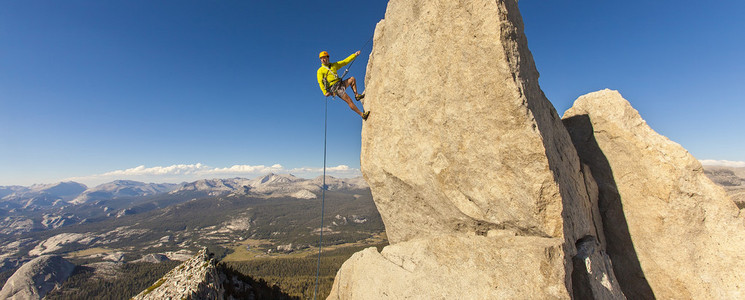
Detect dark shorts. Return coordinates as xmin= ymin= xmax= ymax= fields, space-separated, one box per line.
xmin=330 ymin=79 xmax=348 ymax=96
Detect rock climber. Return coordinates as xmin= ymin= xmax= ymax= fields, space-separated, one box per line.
xmin=317 ymin=50 xmax=369 ymax=120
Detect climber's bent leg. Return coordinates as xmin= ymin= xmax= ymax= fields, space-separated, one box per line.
xmin=344 ymin=77 xmax=358 ymax=96
xmin=337 ymin=91 xmax=363 ymax=117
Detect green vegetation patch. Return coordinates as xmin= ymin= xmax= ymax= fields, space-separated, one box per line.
xmin=0 ymin=268 xmax=17 ymax=288
xmin=45 ymin=261 xmax=182 ymax=300
xmin=143 ymin=278 xmax=166 ymax=295
xmin=224 ymin=242 xmax=387 ymax=299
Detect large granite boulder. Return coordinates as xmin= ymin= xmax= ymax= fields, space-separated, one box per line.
xmin=0 ymin=255 xmax=75 ymax=300
xmin=330 ymin=234 xmax=567 ymax=299
xmin=563 ymin=89 xmax=745 ymax=299
xmin=330 ymin=0 xmax=624 ymax=298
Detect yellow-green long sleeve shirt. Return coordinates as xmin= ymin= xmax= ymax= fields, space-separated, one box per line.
xmin=317 ymin=53 xmax=357 ymax=95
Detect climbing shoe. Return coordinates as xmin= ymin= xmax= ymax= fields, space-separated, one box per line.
xmin=355 ymin=93 xmax=365 ymax=101
xmin=362 ymin=111 xmax=370 ymax=120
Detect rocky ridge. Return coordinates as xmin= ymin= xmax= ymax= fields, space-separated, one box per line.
xmin=132 ymin=248 xmax=284 ymax=300
xmin=132 ymin=248 xmax=227 ymax=300
xmin=0 ymin=255 xmax=75 ymax=300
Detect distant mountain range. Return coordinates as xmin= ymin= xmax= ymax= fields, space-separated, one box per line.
xmin=0 ymin=172 xmax=380 ymax=300
xmin=172 ymin=173 xmax=367 ymax=197
xmin=71 ymin=180 xmax=179 ymax=205
xmin=0 ymin=182 xmax=87 ymax=209
xmin=0 ymin=174 xmax=368 ymax=209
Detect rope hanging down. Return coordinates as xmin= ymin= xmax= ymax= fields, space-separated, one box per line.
xmin=313 ymin=97 xmax=329 ymax=300
xmin=313 ymin=32 xmax=374 ymax=300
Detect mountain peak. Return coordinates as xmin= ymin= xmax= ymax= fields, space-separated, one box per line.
xmin=253 ymin=173 xmax=300 ymax=185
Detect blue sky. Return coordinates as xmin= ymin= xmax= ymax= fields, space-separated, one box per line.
xmin=1 ymin=0 xmax=743 ymax=186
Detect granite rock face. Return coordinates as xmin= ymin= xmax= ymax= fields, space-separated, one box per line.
xmin=563 ymin=89 xmax=745 ymax=299
xmin=0 ymin=255 xmax=75 ymax=300
xmin=360 ymin=0 xmax=577 ymax=246
xmin=330 ymin=0 xmax=623 ymax=298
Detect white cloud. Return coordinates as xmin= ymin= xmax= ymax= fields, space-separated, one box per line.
xmin=699 ymin=159 xmax=745 ymax=168
xmin=66 ymin=163 xmax=360 ymax=187
xmin=97 ymin=163 xmax=210 ymax=176
xmin=288 ymin=165 xmax=357 ymax=174
xmin=207 ymin=164 xmax=284 ymax=175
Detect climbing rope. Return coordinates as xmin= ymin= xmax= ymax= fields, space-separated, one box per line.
xmin=313 ymin=96 xmax=329 ymax=300
xmin=342 ymin=33 xmax=374 ymax=73
xmin=313 ymin=32 xmax=374 ymax=299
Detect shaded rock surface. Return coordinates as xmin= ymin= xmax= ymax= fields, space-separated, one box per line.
xmin=563 ymin=89 xmax=745 ymax=299
xmin=0 ymin=255 xmax=75 ymax=300
xmin=331 ymin=0 xmax=623 ymax=298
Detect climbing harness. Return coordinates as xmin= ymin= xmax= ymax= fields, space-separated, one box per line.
xmin=322 ymin=67 xmax=348 ymax=99
xmin=322 ymin=68 xmax=344 ymax=99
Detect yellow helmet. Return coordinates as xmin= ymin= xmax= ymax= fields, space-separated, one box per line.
xmin=319 ymin=51 xmax=329 ymax=58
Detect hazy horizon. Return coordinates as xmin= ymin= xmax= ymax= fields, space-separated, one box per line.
xmin=2 ymin=159 xmax=743 ymax=188
xmin=0 ymin=163 xmax=362 ymax=187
